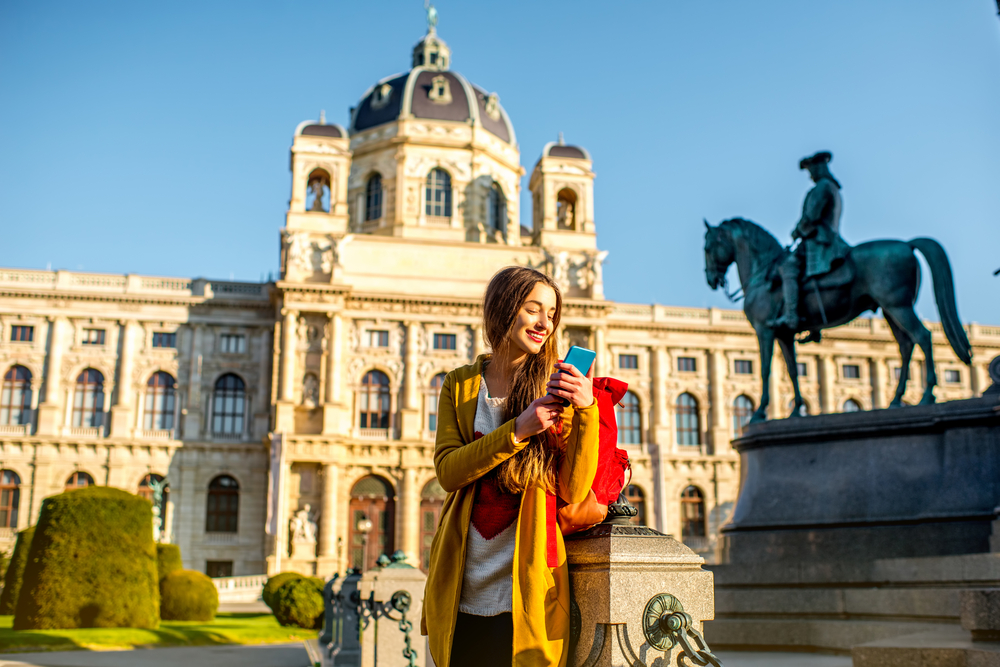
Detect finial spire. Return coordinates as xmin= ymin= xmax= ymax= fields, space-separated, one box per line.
xmin=425 ymin=0 xmax=438 ymax=33
xmin=558 ymin=132 xmax=565 ymax=146
xmin=319 ymin=109 xmax=326 ymax=125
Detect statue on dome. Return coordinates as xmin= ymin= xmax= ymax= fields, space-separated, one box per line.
xmin=704 ymin=151 xmax=972 ymax=422
xmin=425 ymin=1 xmax=438 ymax=31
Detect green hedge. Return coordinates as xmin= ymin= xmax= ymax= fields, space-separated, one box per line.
xmin=0 ymin=527 xmax=34 ymax=615
xmin=272 ymin=577 xmax=324 ymax=629
xmin=263 ymin=572 xmax=303 ymax=610
xmin=160 ymin=570 xmax=219 ymax=621
xmin=14 ymin=487 xmax=159 ymax=629
xmin=156 ymin=544 xmax=183 ymax=582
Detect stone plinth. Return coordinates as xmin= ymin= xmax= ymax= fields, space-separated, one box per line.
xmin=723 ymin=395 xmax=1000 ymax=564
xmin=357 ymin=562 xmax=427 ymax=667
xmin=566 ymin=523 xmax=715 ymax=667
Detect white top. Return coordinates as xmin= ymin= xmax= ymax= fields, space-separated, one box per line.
xmin=458 ymin=375 xmax=518 ymax=616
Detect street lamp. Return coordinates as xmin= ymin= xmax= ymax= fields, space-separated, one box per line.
xmin=356 ymin=516 xmax=373 ymax=571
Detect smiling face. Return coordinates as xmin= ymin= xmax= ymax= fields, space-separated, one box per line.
xmin=508 ymin=282 xmax=558 ymax=359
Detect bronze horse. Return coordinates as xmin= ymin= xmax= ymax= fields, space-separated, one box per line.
xmin=704 ymin=218 xmax=971 ymax=422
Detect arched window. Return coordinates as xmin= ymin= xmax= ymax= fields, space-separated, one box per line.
xmin=0 ymin=470 xmax=20 ymax=528
xmin=556 ymin=188 xmax=577 ymax=230
xmin=487 ymin=182 xmax=507 ymax=237
xmin=359 ymin=370 xmax=391 ymax=429
xmin=427 ymin=373 xmax=446 ymax=432
xmin=206 ymin=475 xmax=239 ymax=533
xmin=626 ymin=484 xmax=645 ymax=526
xmin=348 ymin=475 xmax=396 ymax=572
xmin=420 ymin=478 xmax=446 ymax=571
xmin=681 ymin=486 xmax=706 ymax=538
xmin=138 ymin=473 xmax=169 ymax=526
xmin=676 ymin=393 xmax=700 ymax=446
xmin=616 ymin=391 xmax=642 ymax=444
xmin=425 ymin=168 xmax=452 ymax=218
xmin=66 ymin=471 xmax=94 ymax=488
xmin=843 ymin=399 xmax=862 ymax=413
xmin=732 ymin=395 xmax=754 ymax=436
xmin=144 ymin=372 xmax=176 ymax=431
xmin=306 ymin=169 xmax=330 ymax=213
xmin=1 ymin=366 xmax=32 ymax=426
xmin=212 ymin=374 xmax=246 ymax=436
xmin=72 ymin=369 xmax=105 ymax=428
xmin=365 ymin=173 xmax=383 ymax=221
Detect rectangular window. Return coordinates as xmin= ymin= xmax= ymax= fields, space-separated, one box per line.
xmin=734 ymin=359 xmax=753 ymax=375
xmin=619 ymin=354 xmax=639 ymax=370
xmin=433 ymin=333 xmax=456 ymax=350
xmin=82 ymin=328 xmax=105 ymax=346
xmin=220 ymin=333 xmax=246 ymax=353
xmin=677 ymin=357 xmax=696 ymax=373
xmin=796 ymin=362 xmax=808 ymax=377
xmin=10 ymin=326 xmax=33 ymax=342
xmin=152 ymin=332 xmax=177 ymax=348
xmin=894 ymin=366 xmax=902 ymax=380
xmin=944 ymin=369 xmax=961 ymax=384
xmin=368 ymin=330 xmax=389 ymax=347
xmin=205 ymin=560 xmax=233 ymax=578
xmin=843 ymin=364 xmax=861 ymax=380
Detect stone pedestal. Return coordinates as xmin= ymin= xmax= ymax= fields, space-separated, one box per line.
xmin=357 ymin=560 xmax=427 ymax=667
xmin=566 ymin=524 xmax=715 ymax=667
xmin=291 ymin=540 xmax=317 ymax=561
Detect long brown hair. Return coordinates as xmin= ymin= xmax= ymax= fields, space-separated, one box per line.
xmin=482 ymin=266 xmax=562 ymax=493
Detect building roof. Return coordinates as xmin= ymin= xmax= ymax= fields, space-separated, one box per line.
xmin=294 ymin=120 xmax=348 ymax=138
xmin=542 ymin=141 xmax=591 ymax=160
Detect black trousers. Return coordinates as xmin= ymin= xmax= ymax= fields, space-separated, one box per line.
xmin=449 ymin=612 xmax=513 ymax=667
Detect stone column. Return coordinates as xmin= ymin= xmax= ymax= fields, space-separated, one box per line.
xmin=280 ymin=310 xmax=297 ymax=402
xmin=818 ymin=355 xmax=836 ymax=414
xmin=183 ymin=324 xmax=205 ymax=439
xmin=399 ymin=322 xmax=422 ymax=440
xmin=650 ymin=346 xmax=670 ymax=533
xmin=708 ymin=349 xmax=729 ymax=454
xmin=325 ymin=313 xmax=343 ymax=403
xmin=401 ymin=467 xmax=420 ymax=564
xmin=319 ymin=463 xmax=338 ymax=558
xmin=594 ymin=326 xmax=607 ymax=376
xmin=471 ymin=324 xmax=485 ymax=360
xmin=870 ymin=357 xmax=888 ymax=409
xmin=110 ymin=320 xmax=137 ymax=437
xmin=36 ymin=316 xmax=65 ymax=435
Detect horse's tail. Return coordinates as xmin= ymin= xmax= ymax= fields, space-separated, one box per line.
xmin=908 ymin=237 xmax=972 ymax=365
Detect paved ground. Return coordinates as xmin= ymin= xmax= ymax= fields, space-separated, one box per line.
xmin=716 ymin=652 xmax=853 ymax=666
xmin=0 ymin=643 xmax=309 ymax=667
xmin=0 ymin=645 xmax=854 ymax=667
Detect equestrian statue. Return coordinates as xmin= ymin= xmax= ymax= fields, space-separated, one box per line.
xmin=704 ymin=151 xmax=972 ymax=423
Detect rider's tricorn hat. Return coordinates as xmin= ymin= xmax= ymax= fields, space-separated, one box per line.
xmin=799 ymin=151 xmax=832 ymax=169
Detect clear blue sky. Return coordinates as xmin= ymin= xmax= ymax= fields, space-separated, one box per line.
xmin=2 ymin=1 xmax=999 ymax=324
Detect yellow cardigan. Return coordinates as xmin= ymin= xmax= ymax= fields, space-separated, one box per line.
xmin=420 ymin=355 xmax=600 ymax=667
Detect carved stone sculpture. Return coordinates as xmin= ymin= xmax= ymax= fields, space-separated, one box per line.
xmin=291 ymin=503 xmax=318 ymax=543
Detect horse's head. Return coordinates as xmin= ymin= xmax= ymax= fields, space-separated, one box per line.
xmin=704 ymin=219 xmax=735 ymax=290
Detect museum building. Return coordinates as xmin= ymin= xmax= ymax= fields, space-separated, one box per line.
xmin=0 ymin=26 xmax=997 ymax=577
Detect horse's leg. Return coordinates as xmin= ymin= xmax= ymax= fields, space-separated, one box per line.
xmin=884 ymin=312 xmax=915 ymax=408
xmin=751 ymin=328 xmax=775 ymax=423
xmin=777 ymin=334 xmax=803 ymax=418
xmin=883 ymin=305 xmax=937 ymax=405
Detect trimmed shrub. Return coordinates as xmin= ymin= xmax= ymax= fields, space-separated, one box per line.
xmin=14 ymin=486 xmax=159 ymax=629
xmin=160 ymin=570 xmax=219 ymax=621
xmin=272 ymin=576 xmax=324 ymax=629
xmin=156 ymin=544 xmax=183 ymax=582
xmin=263 ymin=571 xmax=303 ymax=610
xmin=0 ymin=527 xmax=34 ymax=615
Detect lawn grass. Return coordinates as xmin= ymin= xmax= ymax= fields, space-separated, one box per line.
xmin=0 ymin=613 xmax=318 ymax=653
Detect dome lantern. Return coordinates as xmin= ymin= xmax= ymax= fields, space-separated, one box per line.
xmin=412 ymin=4 xmax=450 ymax=71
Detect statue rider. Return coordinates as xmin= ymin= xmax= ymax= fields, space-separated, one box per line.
xmin=768 ymin=151 xmax=849 ymax=332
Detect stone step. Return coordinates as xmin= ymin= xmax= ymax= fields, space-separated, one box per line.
xmin=705 ymin=617 xmax=956 ymax=653
xmin=716 ymin=586 xmax=960 ymax=620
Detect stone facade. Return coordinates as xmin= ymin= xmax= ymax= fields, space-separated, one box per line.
xmin=1 ymin=26 xmax=998 ymax=577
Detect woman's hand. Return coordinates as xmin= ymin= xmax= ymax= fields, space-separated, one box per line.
xmin=547 ymin=362 xmax=594 ymax=409
xmin=513 ymin=395 xmax=564 ymax=442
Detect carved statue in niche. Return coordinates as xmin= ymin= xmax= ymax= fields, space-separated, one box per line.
xmin=301 ymin=373 xmax=319 ymax=408
xmin=290 ymin=504 xmax=318 ymax=543
xmin=556 ymin=199 xmax=575 ymax=229
xmin=308 ymin=175 xmax=328 ymax=212
xmin=286 ymin=233 xmax=335 ymax=277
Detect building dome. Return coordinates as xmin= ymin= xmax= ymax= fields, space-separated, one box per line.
xmin=542 ymin=137 xmax=590 ymax=160
xmin=349 ymin=28 xmax=516 ymax=145
xmin=294 ymin=118 xmax=347 ymax=138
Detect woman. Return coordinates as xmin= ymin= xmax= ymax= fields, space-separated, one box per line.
xmin=420 ymin=266 xmax=600 ymax=667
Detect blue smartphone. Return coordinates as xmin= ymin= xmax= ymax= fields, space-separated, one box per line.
xmin=550 ymin=345 xmax=596 ymax=405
